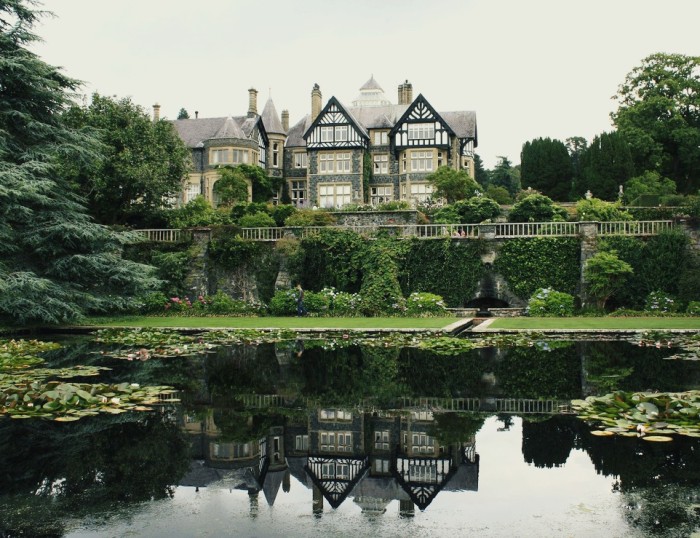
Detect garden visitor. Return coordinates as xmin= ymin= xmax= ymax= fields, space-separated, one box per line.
xmin=296 ymin=283 xmax=307 ymax=316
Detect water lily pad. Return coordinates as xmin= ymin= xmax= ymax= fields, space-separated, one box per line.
xmin=642 ymin=435 xmax=674 ymax=442
xmin=591 ymin=430 xmax=614 ymax=436
xmin=54 ymin=416 xmax=81 ymax=422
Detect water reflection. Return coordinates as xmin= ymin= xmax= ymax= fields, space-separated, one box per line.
xmin=1 ymin=336 xmax=700 ymax=536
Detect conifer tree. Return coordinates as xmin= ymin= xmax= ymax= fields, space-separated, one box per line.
xmin=0 ymin=1 xmax=158 ymax=324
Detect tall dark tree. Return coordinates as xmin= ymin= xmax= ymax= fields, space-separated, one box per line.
xmin=489 ymin=156 xmax=521 ymax=196
xmin=0 ymin=0 xmax=158 ymax=324
xmin=63 ymin=93 xmax=191 ymax=225
xmin=577 ymin=131 xmax=635 ymax=200
xmin=612 ymin=53 xmax=700 ymax=193
xmin=520 ymin=137 xmax=573 ymax=201
xmin=473 ymin=153 xmax=489 ymax=186
xmin=177 ymin=107 xmax=190 ymax=120
xmin=566 ymin=136 xmax=588 ymax=186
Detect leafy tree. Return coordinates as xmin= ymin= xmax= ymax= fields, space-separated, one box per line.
xmin=213 ymin=166 xmax=249 ymax=207
xmin=507 ymin=194 xmax=568 ymax=222
xmin=489 ymin=156 xmax=521 ymax=196
xmin=232 ymin=163 xmax=282 ymax=203
xmin=63 ymin=93 xmax=191 ymax=225
xmin=452 ymin=196 xmax=501 ymax=223
xmin=165 ymin=196 xmax=230 ymax=228
xmin=520 ymin=137 xmax=573 ymax=201
xmin=177 ymin=107 xmax=190 ymax=119
xmin=577 ymin=131 xmax=635 ymax=200
xmin=486 ymin=185 xmax=512 ymax=204
xmin=0 ymin=1 xmax=158 ymax=324
xmin=623 ymin=170 xmax=676 ymax=205
xmin=583 ymin=251 xmax=634 ymax=310
xmin=612 ymin=53 xmax=700 ymax=194
xmin=426 ymin=166 xmax=481 ymax=203
xmin=575 ymin=198 xmax=631 ymax=221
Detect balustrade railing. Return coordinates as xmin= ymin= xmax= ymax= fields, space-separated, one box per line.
xmin=139 ymin=220 xmax=675 ymax=242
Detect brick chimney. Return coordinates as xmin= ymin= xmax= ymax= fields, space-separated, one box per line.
xmin=152 ymin=103 xmax=161 ymax=122
xmin=195 ymin=110 xmax=199 ymax=119
xmin=248 ymin=88 xmax=258 ymax=117
xmin=281 ymin=109 xmax=289 ymax=132
xmin=398 ymin=80 xmax=413 ymax=105
xmin=311 ymin=83 xmax=322 ymax=121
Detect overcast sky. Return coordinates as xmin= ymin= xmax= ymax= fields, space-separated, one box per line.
xmin=32 ymin=0 xmax=700 ymax=169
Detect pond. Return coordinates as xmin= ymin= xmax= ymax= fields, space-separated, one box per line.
xmin=1 ymin=330 xmax=700 ymax=537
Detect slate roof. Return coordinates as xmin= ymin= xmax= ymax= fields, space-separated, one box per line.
xmin=213 ymin=116 xmax=247 ymax=139
xmin=360 ymin=75 xmax=384 ymax=92
xmin=172 ymin=116 xmax=260 ymax=148
xmin=286 ymin=115 xmax=312 ymax=148
xmin=261 ymin=98 xmax=286 ymax=135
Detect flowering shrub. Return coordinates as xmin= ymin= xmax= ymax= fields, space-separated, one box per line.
xmin=526 ymin=288 xmax=575 ymax=317
xmin=406 ymin=292 xmax=449 ymax=316
xmin=138 ymin=291 xmax=263 ymax=316
xmin=644 ymin=291 xmax=677 ymax=314
xmin=268 ymin=288 xmax=330 ymax=316
xmin=687 ymin=301 xmax=700 ymax=315
xmin=317 ymin=287 xmax=362 ymax=316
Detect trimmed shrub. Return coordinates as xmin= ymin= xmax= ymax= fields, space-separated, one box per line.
xmin=284 ymin=209 xmax=336 ymax=227
xmin=526 ymin=288 xmax=575 ymax=317
xmin=238 ymin=212 xmax=276 ymax=228
xmin=687 ymin=301 xmax=700 ymax=315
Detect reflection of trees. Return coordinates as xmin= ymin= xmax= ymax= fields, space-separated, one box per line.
xmin=428 ymin=412 xmax=486 ymax=445
xmin=494 ymin=345 xmax=580 ymax=399
xmin=521 ymin=416 xmax=578 ymax=468
xmin=583 ymin=341 xmax=700 ymax=393
xmin=206 ymin=343 xmax=281 ymax=397
xmin=578 ymin=423 xmax=700 ymax=537
xmin=0 ymin=412 xmax=189 ymax=536
xmin=397 ymin=348 xmax=490 ymax=398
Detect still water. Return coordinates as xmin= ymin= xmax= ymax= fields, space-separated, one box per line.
xmin=1 ymin=333 xmax=699 ymax=537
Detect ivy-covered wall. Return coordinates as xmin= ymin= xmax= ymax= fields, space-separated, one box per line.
xmin=493 ymin=237 xmax=581 ymax=300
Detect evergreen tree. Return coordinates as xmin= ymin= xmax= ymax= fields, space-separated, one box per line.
xmin=0 ymin=1 xmax=158 ymax=324
xmin=577 ymin=131 xmax=634 ymax=200
xmin=473 ymin=153 xmax=489 ymax=186
xmin=520 ymin=137 xmax=573 ymax=201
xmin=489 ymin=156 xmax=521 ymax=196
xmin=177 ymin=107 xmax=190 ymax=120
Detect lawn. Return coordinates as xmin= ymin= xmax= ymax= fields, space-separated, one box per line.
xmin=80 ymin=316 xmax=461 ymax=330
xmin=484 ymin=317 xmax=700 ymax=330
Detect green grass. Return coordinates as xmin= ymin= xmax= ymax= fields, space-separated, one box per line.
xmin=485 ymin=317 xmax=700 ymax=330
xmin=79 ymin=316 xmax=460 ymax=330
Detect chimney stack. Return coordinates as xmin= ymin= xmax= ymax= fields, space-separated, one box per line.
xmin=248 ymin=88 xmax=258 ymax=117
xmin=281 ymin=109 xmax=289 ymax=132
xmin=195 ymin=110 xmax=199 ymax=119
xmin=152 ymin=103 xmax=161 ymax=122
xmin=311 ymin=83 xmax=322 ymax=121
xmin=398 ymin=80 xmax=413 ymax=105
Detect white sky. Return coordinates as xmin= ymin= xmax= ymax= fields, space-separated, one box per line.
xmin=32 ymin=0 xmax=700 ymax=169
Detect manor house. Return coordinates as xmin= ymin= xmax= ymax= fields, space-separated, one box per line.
xmin=170 ymin=77 xmax=478 ymax=208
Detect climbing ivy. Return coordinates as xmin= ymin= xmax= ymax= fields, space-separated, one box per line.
xmin=398 ymin=238 xmax=485 ymax=307
xmin=494 ymin=237 xmax=580 ymax=300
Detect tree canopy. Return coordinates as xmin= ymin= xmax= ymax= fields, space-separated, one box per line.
xmin=213 ymin=166 xmax=250 ymax=207
xmin=426 ymin=166 xmax=481 ymax=203
xmin=63 ymin=93 xmax=191 ymax=226
xmin=577 ymin=131 xmax=635 ymax=200
xmin=520 ymin=137 xmax=573 ymax=201
xmin=488 ymin=156 xmax=521 ymax=196
xmin=0 ymin=0 xmax=158 ymax=324
xmin=612 ymin=53 xmax=700 ymax=194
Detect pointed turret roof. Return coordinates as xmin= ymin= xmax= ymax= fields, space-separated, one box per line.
xmin=261 ymin=98 xmax=286 ymax=135
xmin=360 ymin=75 xmax=384 ymax=92
xmin=212 ymin=116 xmax=246 ymax=139
xmin=353 ymin=76 xmax=391 ymax=108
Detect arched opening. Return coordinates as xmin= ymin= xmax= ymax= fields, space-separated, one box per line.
xmin=464 ymin=296 xmax=510 ymax=316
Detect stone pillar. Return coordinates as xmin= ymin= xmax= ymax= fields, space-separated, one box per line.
xmin=478 ymin=224 xmax=496 ymax=240
xmin=313 ymin=485 xmax=324 ymax=517
xmin=579 ymin=221 xmax=598 ymax=308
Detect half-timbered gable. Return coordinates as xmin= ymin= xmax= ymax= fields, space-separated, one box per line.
xmin=305 ymin=455 xmax=369 ymax=508
xmin=390 ymin=94 xmax=455 ymax=150
xmin=303 ymin=97 xmax=369 ymax=150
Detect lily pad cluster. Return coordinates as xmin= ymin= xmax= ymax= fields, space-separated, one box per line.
xmin=95 ymin=328 xmax=216 ymax=360
xmin=0 ymin=338 xmax=61 ymax=370
xmin=572 ymin=390 xmax=700 ymax=441
xmin=0 ymin=379 xmax=179 ymax=421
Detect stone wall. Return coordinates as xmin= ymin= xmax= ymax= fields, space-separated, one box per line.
xmin=332 ymin=210 xmax=419 ymax=227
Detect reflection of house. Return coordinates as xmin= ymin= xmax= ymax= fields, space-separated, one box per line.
xmin=179 ymin=407 xmax=478 ymax=515
xmin=169 ymin=77 xmax=477 ymax=208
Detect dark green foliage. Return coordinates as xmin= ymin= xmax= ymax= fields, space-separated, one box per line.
xmin=575 ymin=198 xmax=631 ymax=221
xmin=426 ymin=166 xmax=481 ymax=203
xmin=270 ymin=204 xmax=297 ymax=226
xmin=124 ymin=240 xmax=194 ymax=297
xmin=213 ymin=166 xmax=250 ymax=207
xmin=612 ymin=53 xmax=700 ymax=194
xmin=177 ymin=108 xmax=189 ymax=119
xmin=577 ymin=131 xmax=635 ymax=200
xmin=485 ymin=185 xmax=512 ymax=204
xmin=494 ymin=238 xmax=580 ymax=299
xmin=453 ymin=197 xmax=501 ymax=223
xmin=624 ymin=170 xmax=676 ymax=204
xmin=289 ymin=229 xmax=365 ymax=292
xmin=507 ymin=194 xmax=568 ymax=222
xmin=520 ymin=137 xmax=573 ymax=201
xmin=473 ymin=153 xmax=489 ymax=186
xmin=399 ymin=238 xmax=485 ymax=307
xmin=488 ymin=156 xmax=521 ymax=196
xmin=234 ymin=163 xmax=283 ymax=203
xmin=359 ymin=240 xmax=406 ymax=315
xmin=165 ymin=196 xmax=231 ymax=227
xmin=62 ymin=93 xmax=191 ymax=225
xmin=284 ymin=209 xmax=336 ymax=226
xmin=238 ymin=211 xmax=276 ymax=228
xmin=600 ymin=229 xmax=691 ymax=308
xmin=0 ymin=2 xmax=159 ymax=324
